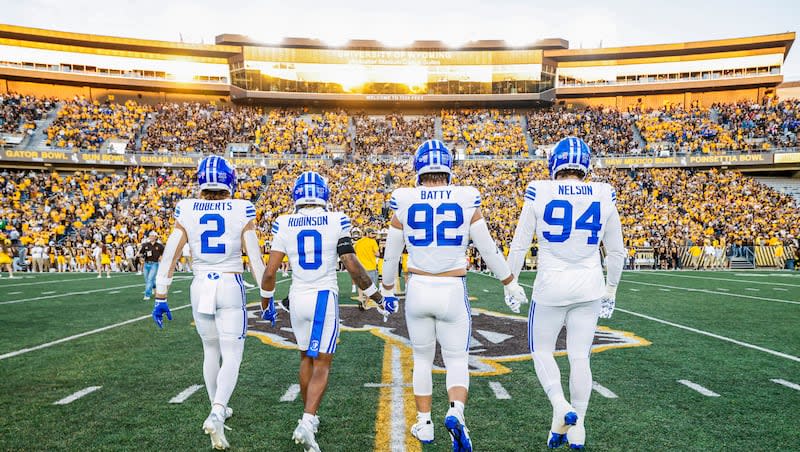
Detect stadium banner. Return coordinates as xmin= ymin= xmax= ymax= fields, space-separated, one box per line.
xmin=595 ymin=152 xmax=773 ymax=168
xmin=773 ymin=152 xmax=800 ymax=164
xmin=0 ymin=149 xmax=286 ymax=168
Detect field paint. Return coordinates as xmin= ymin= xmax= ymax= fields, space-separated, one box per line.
xmin=616 ymin=308 xmax=800 ymax=363
xmin=659 ymin=289 xmax=671 ymax=292
xmin=770 ymin=379 xmax=800 ymax=391
xmin=644 ymin=272 xmax=799 ymax=287
xmin=677 ymin=380 xmax=720 ymax=397
xmin=53 ymin=386 xmax=102 ymax=405
xmin=0 ymin=304 xmax=192 ymax=361
xmin=745 ymin=288 xmax=760 ymax=292
xmin=629 ymin=288 xmax=640 ymax=292
xmin=8 ymin=291 xmax=21 ymax=295
xmin=0 ymin=275 xmax=110 ymax=288
xmin=0 ymin=277 xmax=191 ymax=306
xmin=169 ymin=384 xmax=204 ymax=403
xmin=41 ymin=291 xmax=56 ymax=294
xmin=623 ymin=280 xmax=800 ymax=305
xmin=489 ymin=381 xmax=511 ymax=399
xmin=372 ymin=343 xmax=420 ymax=452
xmin=280 ymin=384 xmax=301 ymax=402
xmin=108 ymin=291 xmax=120 ymax=294
xmin=364 ymin=383 xmax=412 ymax=388
xmin=717 ymin=288 xmax=730 ymax=291
xmin=774 ymin=288 xmax=788 ymax=291
xmin=592 ymin=382 xmax=618 ymax=399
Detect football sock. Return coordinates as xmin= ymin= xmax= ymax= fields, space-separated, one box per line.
xmin=450 ymin=400 xmax=465 ymax=416
xmin=568 ymin=356 xmax=592 ymax=419
xmin=302 ymin=412 xmax=316 ymax=423
xmin=417 ymin=411 xmax=431 ymax=422
xmin=213 ymin=338 xmax=244 ymax=408
xmin=201 ymin=338 xmax=221 ymax=403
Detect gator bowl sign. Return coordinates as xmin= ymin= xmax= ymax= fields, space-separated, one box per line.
xmin=246 ymin=302 xmax=649 ymax=376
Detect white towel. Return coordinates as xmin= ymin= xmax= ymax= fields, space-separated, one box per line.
xmin=195 ymin=272 xmax=221 ymax=314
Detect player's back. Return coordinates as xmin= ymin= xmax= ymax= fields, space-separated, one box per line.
xmin=271 ymin=207 xmax=349 ymax=292
xmin=175 ymin=198 xmax=256 ymax=273
xmin=390 ymin=185 xmax=481 ymax=274
xmin=527 ymin=179 xmax=617 ymax=304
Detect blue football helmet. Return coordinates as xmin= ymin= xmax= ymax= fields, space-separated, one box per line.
xmin=414 ymin=139 xmax=453 ymax=185
xmin=293 ymin=171 xmax=329 ymax=207
xmin=197 ymin=156 xmax=237 ymax=193
xmin=548 ymin=136 xmax=591 ymax=180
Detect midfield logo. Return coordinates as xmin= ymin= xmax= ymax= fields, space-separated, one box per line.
xmin=246 ymin=303 xmax=650 ymax=376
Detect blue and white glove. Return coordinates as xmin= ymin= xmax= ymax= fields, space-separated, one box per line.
xmin=376 ymin=287 xmax=398 ymax=322
xmin=599 ymin=285 xmax=617 ymax=319
xmin=152 ymin=299 xmax=172 ymax=329
xmin=260 ymin=297 xmax=277 ymax=327
xmin=503 ymin=280 xmax=527 ymax=314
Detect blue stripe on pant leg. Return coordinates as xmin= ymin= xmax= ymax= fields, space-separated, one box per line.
xmin=307 ymin=290 xmax=329 ymax=358
xmin=236 ymin=275 xmax=247 ymax=339
xmin=462 ymin=277 xmax=471 ymax=351
xmin=528 ymin=300 xmax=536 ymax=353
xmin=327 ymin=293 xmax=340 ymax=353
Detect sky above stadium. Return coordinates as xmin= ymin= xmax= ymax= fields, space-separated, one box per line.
xmin=5 ymin=0 xmax=800 ymax=79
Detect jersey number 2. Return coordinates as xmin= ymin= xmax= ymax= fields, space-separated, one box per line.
xmin=542 ymin=200 xmax=601 ymax=244
xmin=200 ymin=214 xmax=226 ymax=254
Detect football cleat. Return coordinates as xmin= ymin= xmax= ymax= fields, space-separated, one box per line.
xmin=547 ymin=431 xmax=567 ymax=449
xmin=410 ymin=418 xmax=434 ymax=444
xmin=444 ymin=408 xmax=472 ymax=452
xmin=292 ymin=419 xmax=321 ymax=452
xmin=224 ymin=406 xmax=233 ymax=420
xmin=202 ymin=413 xmax=230 ymax=450
xmin=551 ymin=403 xmax=578 ymax=435
xmin=567 ymin=424 xmax=586 ymax=449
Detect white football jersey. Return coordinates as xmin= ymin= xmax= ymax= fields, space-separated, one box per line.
xmin=508 ymin=180 xmax=623 ymax=306
xmin=174 ymin=198 xmax=256 ymax=273
xmin=271 ymin=207 xmax=350 ymax=292
xmin=389 ymin=185 xmax=481 ymax=274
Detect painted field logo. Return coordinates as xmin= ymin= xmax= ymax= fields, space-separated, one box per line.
xmin=247 ymin=303 xmax=650 ymax=376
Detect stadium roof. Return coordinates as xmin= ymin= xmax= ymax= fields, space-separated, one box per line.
xmin=214 ymin=35 xmax=569 ymax=51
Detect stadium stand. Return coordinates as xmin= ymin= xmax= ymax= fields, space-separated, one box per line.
xmin=526 ymin=107 xmax=637 ymax=156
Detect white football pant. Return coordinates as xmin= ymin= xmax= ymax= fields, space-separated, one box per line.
xmin=405 ymin=274 xmax=471 ymax=395
xmin=289 ymin=287 xmax=340 ymax=356
xmin=528 ymin=299 xmax=600 ymax=419
xmin=191 ymin=273 xmax=248 ymax=409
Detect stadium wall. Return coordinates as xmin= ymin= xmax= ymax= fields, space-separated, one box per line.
xmin=558 ymin=86 xmax=775 ymax=109
xmin=0 ymin=79 xmax=232 ymax=104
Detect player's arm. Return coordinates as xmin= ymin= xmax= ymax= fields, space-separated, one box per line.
xmin=341 ymin=236 xmax=396 ymax=317
xmin=469 ymin=207 xmax=527 ymax=313
xmin=507 ymin=198 xmax=537 ymax=279
xmin=152 ymin=224 xmax=188 ymax=328
xmin=380 ymin=214 xmax=404 ymax=291
xmin=259 ymin=220 xmax=286 ymax=326
xmin=602 ymin=207 xmax=625 ymax=288
xmin=241 ymin=219 xmax=265 ymax=286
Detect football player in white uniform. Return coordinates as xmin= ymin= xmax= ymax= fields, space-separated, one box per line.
xmin=381 ymin=140 xmax=527 ymax=452
xmin=506 ymin=137 xmax=625 ymax=449
xmin=151 ymin=156 xmax=265 ymax=450
xmin=260 ymin=171 xmax=396 ymax=452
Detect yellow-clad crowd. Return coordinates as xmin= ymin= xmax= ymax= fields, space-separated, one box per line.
xmin=441 ymin=109 xmax=528 ymax=156
xmin=353 ymin=113 xmax=435 ymax=155
xmin=1 ymin=92 xmax=55 ymax=134
xmin=46 ymin=97 xmax=151 ymax=150
xmin=527 ymin=107 xmax=636 ymax=155
xmin=1 ymin=161 xmax=798 ymax=272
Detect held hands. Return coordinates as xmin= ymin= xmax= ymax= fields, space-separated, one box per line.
xmin=260 ymin=297 xmax=277 ymax=327
xmin=599 ymin=285 xmax=617 ymax=319
xmin=152 ymin=299 xmax=172 ymax=329
xmin=503 ymin=280 xmax=527 ymax=314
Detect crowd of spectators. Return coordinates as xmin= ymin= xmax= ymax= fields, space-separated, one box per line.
xmin=716 ymin=97 xmax=800 ymax=150
xmin=1 ymin=93 xmax=56 ymax=134
xmin=635 ymin=102 xmax=736 ymax=155
xmin=353 ymin=113 xmax=435 ymax=155
xmin=140 ymin=102 xmax=261 ymax=154
xmin=2 ymin=161 xmax=797 ymax=272
xmin=441 ymin=109 xmax=528 ymax=156
xmin=526 ymin=106 xmax=637 ymax=155
xmin=46 ymin=97 xmax=151 ymax=150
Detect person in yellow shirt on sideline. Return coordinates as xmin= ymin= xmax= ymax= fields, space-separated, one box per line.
xmin=0 ymin=241 xmax=15 ymax=278
xmin=99 ymin=244 xmax=112 ymax=278
xmin=354 ymin=227 xmax=380 ymax=310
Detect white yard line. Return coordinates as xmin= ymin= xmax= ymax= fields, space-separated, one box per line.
xmin=0 ymin=304 xmax=191 ymax=361
xmin=0 ymin=277 xmax=191 ymax=306
xmin=616 ymin=308 xmax=800 ymax=363
xmin=280 ymin=384 xmax=301 ymax=402
xmin=592 ymin=382 xmax=618 ymax=399
xmin=169 ymin=385 xmax=204 ymax=404
xmin=0 ymin=275 xmax=114 ymax=288
xmin=41 ymin=291 xmax=56 ymax=295
xmin=716 ymin=288 xmax=730 ymax=292
xmin=770 ymin=379 xmax=800 ymax=391
xmin=8 ymin=291 xmax=21 ymax=295
xmin=677 ymin=380 xmax=720 ymax=397
xmin=53 ymin=386 xmax=102 ymax=405
xmin=745 ymin=288 xmax=760 ymax=292
xmin=629 ymin=288 xmax=640 ymax=292
xmin=622 ymin=280 xmax=799 ymax=305
xmin=488 ymin=381 xmax=511 ymax=399
xmin=390 ymin=345 xmax=406 ymax=452
xmin=641 ymin=272 xmax=799 ymax=287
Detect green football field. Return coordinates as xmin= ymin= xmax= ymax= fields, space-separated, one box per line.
xmin=0 ymin=270 xmax=798 ymax=451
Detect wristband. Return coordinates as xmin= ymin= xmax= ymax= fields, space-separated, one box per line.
xmin=260 ymin=289 xmax=274 ymax=298
xmin=363 ymin=283 xmax=378 ymax=297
